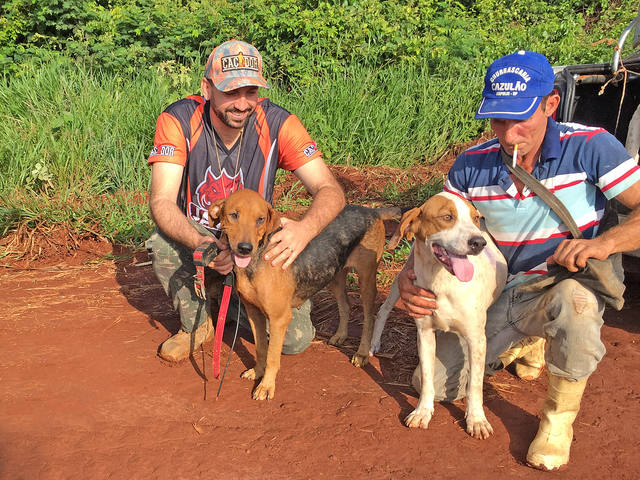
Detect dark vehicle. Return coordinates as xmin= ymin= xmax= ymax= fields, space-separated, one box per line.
xmin=553 ymin=7 xmax=640 ymax=271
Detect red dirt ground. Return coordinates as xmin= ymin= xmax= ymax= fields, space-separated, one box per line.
xmin=1 ymin=164 xmax=639 ymax=479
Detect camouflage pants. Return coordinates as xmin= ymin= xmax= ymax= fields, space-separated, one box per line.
xmin=145 ymin=221 xmax=315 ymax=354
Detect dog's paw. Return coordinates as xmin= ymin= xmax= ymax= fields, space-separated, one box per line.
xmin=351 ymin=352 xmax=369 ymax=368
xmin=252 ymin=381 xmax=275 ymax=401
xmin=328 ymin=333 xmax=347 ymax=346
xmin=369 ymin=341 xmax=381 ymax=356
xmin=241 ymin=368 xmax=263 ymax=381
xmin=404 ymin=408 xmax=433 ymax=429
xmin=465 ymin=414 xmax=493 ymax=440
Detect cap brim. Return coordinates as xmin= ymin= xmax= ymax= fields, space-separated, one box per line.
xmin=474 ymin=96 xmax=541 ymax=120
xmin=214 ymin=74 xmax=270 ymax=92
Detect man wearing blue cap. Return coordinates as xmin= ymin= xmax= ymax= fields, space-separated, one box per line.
xmin=397 ymin=50 xmax=640 ymax=470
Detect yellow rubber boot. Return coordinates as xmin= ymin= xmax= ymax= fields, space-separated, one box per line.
xmin=498 ymin=336 xmax=546 ymax=380
xmin=526 ymin=373 xmax=588 ymax=471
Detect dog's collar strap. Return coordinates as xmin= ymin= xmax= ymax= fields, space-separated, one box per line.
xmin=193 ymin=242 xmax=221 ymax=300
xmin=258 ymin=226 xmax=282 ymax=249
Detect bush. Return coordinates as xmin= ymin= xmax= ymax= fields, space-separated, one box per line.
xmin=2 ymin=0 xmax=638 ymax=81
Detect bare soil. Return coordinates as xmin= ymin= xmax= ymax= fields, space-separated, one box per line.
xmin=1 ymin=164 xmax=639 ymax=479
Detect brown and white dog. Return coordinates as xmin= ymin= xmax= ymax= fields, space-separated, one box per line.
xmin=208 ymin=189 xmax=400 ymax=400
xmin=370 ymin=191 xmax=507 ymax=439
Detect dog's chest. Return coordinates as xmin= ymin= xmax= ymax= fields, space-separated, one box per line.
xmin=415 ymin=258 xmax=495 ymax=332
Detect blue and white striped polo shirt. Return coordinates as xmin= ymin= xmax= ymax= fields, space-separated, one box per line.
xmin=445 ymin=118 xmax=640 ymax=289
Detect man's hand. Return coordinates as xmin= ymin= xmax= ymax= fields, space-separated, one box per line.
xmin=264 ymin=217 xmax=312 ymax=270
xmin=396 ymin=268 xmax=437 ymax=318
xmin=547 ymin=236 xmax=615 ymax=272
xmin=200 ymin=236 xmax=233 ymax=275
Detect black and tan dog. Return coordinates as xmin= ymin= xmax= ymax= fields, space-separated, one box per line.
xmin=208 ymin=189 xmax=400 ymax=400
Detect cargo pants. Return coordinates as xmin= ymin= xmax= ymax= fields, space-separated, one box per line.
xmin=426 ymin=278 xmax=605 ymax=401
xmin=145 ymin=221 xmax=315 ymax=354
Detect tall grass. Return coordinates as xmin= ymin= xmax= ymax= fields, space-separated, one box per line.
xmin=271 ymin=62 xmax=484 ymax=167
xmin=0 ymin=57 xmax=486 ymax=244
xmin=0 ymin=56 xmax=167 ymax=194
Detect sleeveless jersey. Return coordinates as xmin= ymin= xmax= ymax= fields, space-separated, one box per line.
xmin=148 ymin=95 xmax=321 ymax=231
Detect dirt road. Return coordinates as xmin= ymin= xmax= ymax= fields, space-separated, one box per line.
xmin=1 ymin=247 xmax=639 ymax=479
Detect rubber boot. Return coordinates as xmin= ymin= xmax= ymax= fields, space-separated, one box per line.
xmin=526 ymin=373 xmax=588 ymax=471
xmin=498 ymin=336 xmax=546 ymax=380
xmin=158 ymin=317 xmax=214 ymax=362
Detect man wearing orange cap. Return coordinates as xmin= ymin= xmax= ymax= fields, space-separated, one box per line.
xmin=146 ymin=40 xmax=345 ymax=363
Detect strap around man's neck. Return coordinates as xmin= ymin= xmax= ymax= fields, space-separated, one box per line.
xmin=499 ymin=147 xmax=583 ymax=240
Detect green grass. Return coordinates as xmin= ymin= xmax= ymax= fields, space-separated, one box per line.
xmin=0 ymin=57 xmax=482 ymax=244
xmin=270 ymin=62 xmax=485 ymax=167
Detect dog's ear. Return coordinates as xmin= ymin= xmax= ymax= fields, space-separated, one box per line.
xmin=387 ymin=207 xmax=421 ymax=249
xmin=208 ymin=198 xmax=226 ymax=226
xmin=265 ymin=201 xmax=281 ymax=233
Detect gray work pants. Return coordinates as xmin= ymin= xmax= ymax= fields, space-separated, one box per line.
xmin=430 ymin=278 xmax=605 ymax=401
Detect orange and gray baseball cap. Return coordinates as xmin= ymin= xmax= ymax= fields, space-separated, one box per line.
xmin=203 ymin=40 xmax=269 ymax=92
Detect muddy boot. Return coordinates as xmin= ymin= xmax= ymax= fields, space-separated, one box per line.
xmin=158 ymin=317 xmax=214 ymax=362
xmin=498 ymin=336 xmax=546 ymax=380
xmin=526 ymin=373 xmax=588 ymax=471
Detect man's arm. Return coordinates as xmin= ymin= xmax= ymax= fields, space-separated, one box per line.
xmin=264 ymin=157 xmax=345 ymax=269
xmin=550 ymin=181 xmax=640 ymax=271
xmin=149 ymin=162 xmax=232 ymax=273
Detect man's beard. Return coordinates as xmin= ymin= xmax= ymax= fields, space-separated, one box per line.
xmin=213 ymin=104 xmax=254 ymax=129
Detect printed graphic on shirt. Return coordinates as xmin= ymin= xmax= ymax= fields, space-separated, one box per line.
xmin=188 ymin=167 xmax=244 ymax=228
xmin=303 ymin=142 xmax=318 ymax=158
xmin=149 ymin=144 xmax=177 ymax=158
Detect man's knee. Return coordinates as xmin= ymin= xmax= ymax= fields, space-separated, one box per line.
xmin=431 ymin=331 xmax=470 ymax=402
xmin=544 ymin=279 xmax=605 ymax=380
xmin=281 ymin=300 xmax=315 ymax=355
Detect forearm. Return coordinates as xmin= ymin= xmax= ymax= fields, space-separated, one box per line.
xmin=599 ymin=207 xmax=640 ymax=254
xmin=298 ymin=183 xmax=345 ymax=237
xmin=149 ymin=197 xmax=206 ymax=250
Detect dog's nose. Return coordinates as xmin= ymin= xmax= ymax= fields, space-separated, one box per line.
xmin=468 ymin=236 xmax=486 ymax=254
xmin=237 ymin=242 xmax=253 ymax=255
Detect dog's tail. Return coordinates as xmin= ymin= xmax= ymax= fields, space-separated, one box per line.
xmin=375 ymin=206 xmax=412 ymax=221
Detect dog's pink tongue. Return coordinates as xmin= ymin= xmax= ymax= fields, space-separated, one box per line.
xmin=233 ymin=254 xmax=251 ymax=268
xmin=450 ymin=254 xmax=474 ymax=282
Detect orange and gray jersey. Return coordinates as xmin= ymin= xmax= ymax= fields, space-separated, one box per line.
xmin=148 ymin=95 xmax=322 ymax=231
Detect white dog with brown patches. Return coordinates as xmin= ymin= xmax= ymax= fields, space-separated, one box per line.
xmin=371 ymin=192 xmax=507 ymax=439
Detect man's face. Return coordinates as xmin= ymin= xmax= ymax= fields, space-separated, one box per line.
xmin=206 ymin=81 xmax=259 ymax=129
xmin=489 ymin=95 xmax=559 ymax=158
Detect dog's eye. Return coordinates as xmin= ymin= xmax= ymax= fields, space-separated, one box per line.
xmin=256 ymin=216 xmax=265 ymax=226
xmin=441 ymin=214 xmax=454 ymax=222
xmin=229 ymin=212 xmax=239 ymax=221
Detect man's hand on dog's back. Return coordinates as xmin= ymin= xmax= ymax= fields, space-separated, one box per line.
xmin=264 ymin=217 xmax=314 ymax=270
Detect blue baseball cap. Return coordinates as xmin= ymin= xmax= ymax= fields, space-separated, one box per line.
xmin=475 ymin=50 xmax=555 ymax=120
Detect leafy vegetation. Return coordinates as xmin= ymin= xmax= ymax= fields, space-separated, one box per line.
xmin=0 ymin=0 xmax=638 ymax=246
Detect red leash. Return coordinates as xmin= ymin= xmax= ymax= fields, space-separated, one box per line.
xmin=212 ymin=273 xmax=233 ymax=379
xmin=192 ymin=241 xmax=238 ymax=397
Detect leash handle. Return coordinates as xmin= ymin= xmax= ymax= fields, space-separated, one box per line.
xmin=193 ymin=241 xmax=221 ymax=300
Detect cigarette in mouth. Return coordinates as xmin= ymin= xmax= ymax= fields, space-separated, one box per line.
xmin=512 ymin=144 xmax=518 ymax=168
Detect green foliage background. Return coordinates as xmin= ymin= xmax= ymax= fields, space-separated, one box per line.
xmin=0 ymin=0 xmax=638 ymax=245
xmin=2 ymin=0 xmax=635 ymax=80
